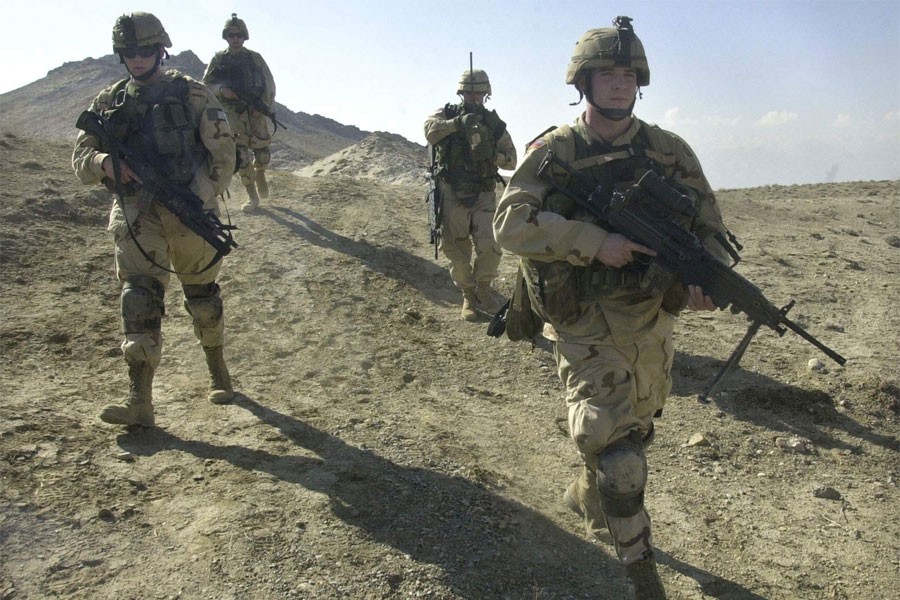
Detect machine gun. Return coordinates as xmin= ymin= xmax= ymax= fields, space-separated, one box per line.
xmin=536 ymin=150 xmax=847 ymax=402
xmin=76 ymin=110 xmax=238 ymax=272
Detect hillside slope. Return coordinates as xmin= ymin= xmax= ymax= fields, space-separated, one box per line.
xmin=0 ymin=51 xmax=369 ymax=167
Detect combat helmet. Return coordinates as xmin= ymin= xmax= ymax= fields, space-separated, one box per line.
xmin=457 ymin=69 xmax=492 ymax=96
xmin=566 ymin=16 xmax=650 ymax=87
xmin=112 ymin=12 xmax=172 ymax=52
xmin=222 ymin=13 xmax=250 ymax=41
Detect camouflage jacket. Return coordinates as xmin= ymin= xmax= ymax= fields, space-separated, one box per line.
xmin=203 ymin=47 xmax=276 ymax=109
xmin=72 ymin=70 xmax=235 ymax=213
xmin=493 ymin=114 xmax=730 ymax=346
xmin=424 ymin=103 xmax=517 ymax=191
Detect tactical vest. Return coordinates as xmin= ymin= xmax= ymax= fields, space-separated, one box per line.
xmin=519 ymin=122 xmax=696 ymax=328
xmin=435 ymin=103 xmax=506 ymax=194
xmin=213 ymin=50 xmax=265 ymax=100
xmin=102 ymin=75 xmax=208 ymax=187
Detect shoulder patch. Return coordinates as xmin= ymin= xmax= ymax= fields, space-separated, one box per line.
xmin=207 ymin=107 xmax=228 ymax=122
xmin=526 ymin=138 xmax=547 ymax=154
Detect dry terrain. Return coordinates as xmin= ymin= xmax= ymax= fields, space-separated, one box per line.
xmin=1 ymin=132 xmax=898 ymax=600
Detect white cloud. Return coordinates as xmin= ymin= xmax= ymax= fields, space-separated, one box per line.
xmin=833 ymin=113 xmax=852 ymax=128
xmin=885 ymin=110 xmax=900 ymax=121
xmin=756 ymin=111 xmax=798 ymax=127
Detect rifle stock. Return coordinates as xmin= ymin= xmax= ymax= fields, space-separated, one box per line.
xmin=75 ymin=110 xmax=238 ymax=259
xmin=536 ymin=151 xmax=846 ymax=400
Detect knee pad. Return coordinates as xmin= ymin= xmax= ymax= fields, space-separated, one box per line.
xmin=252 ymin=147 xmax=270 ymax=169
xmin=183 ymin=283 xmax=223 ymax=328
xmin=121 ymin=276 xmax=165 ymax=334
xmin=596 ymin=432 xmax=648 ymax=518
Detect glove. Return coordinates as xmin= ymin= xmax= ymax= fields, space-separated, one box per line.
xmin=456 ymin=112 xmax=482 ymax=131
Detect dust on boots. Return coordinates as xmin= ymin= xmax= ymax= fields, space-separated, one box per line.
xmin=204 ymin=346 xmax=234 ymax=404
xmin=625 ymin=552 xmax=667 ymax=599
xmin=242 ymin=182 xmax=260 ymax=214
xmin=461 ymin=288 xmax=478 ymax=321
xmin=100 ymin=361 xmax=155 ymax=428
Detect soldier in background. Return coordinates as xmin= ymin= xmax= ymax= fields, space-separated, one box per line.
xmin=493 ymin=17 xmax=735 ymax=599
xmin=72 ymin=12 xmax=237 ymax=428
xmin=203 ymin=13 xmax=276 ymax=214
xmin=424 ymin=69 xmax=517 ymax=321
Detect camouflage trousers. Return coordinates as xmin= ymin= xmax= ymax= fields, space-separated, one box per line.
xmin=554 ymin=311 xmax=674 ymax=564
xmin=223 ymin=102 xmax=272 ymax=186
xmin=438 ymin=184 xmax=502 ymax=290
xmin=110 ymin=200 xmax=225 ymax=368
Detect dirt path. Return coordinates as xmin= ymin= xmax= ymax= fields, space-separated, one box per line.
xmin=1 ymin=133 xmax=898 ymax=599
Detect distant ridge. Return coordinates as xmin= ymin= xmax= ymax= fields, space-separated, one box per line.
xmin=0 ymin=50 xmax=371 ymax=169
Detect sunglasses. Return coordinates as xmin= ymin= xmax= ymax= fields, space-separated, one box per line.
xmin=226 ymin=32 xmax=244 ymax=39
xmin=121 ymin=46 xmax=159 ymax=59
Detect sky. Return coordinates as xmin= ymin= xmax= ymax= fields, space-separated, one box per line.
xmin=2 ymin=0 xmax=899 ymax=189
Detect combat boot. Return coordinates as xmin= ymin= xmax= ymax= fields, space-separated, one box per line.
xmin=204 ymin=346 xmax=234 ymax=404
xmin=564 ymin=466 xmax=613 ymax=544
xmin=242 ymin=183 xmax=260 ymax=213
xmin=100 ymin=362 xmax=155 ymax=427
xmin=461 ymin=288 xmax=478 ymax=321
xmin=625 ymin=552 xmax=667 ymax=599
xmin=255 ymin=168 xmax=269 ymax=199
xmin=475 ymin=280 xmax=504 ymax=314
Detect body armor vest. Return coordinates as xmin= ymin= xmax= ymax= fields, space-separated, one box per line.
xmin=435 ymin=102 xmax=505 ymax=194
xmin=103 ymin=75 xmax=208 ymax=187
xmin=212 ymin=51 xmax=265 ymax=100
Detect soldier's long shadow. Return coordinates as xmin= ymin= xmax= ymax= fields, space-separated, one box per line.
xmin=117 ymin=394 xmax=770 ymax=598
xmin=119 ymin=394 xmax=628 ymax=597
xmin=258 ymin=205 xmax=457 ymax=307
xmin=654 ymin=550 xmax=768 ymax=600
xmin=672 ymin=351 xmax=898 ymax=453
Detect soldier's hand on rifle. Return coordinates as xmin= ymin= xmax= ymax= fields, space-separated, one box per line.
xmin=686 ymin=284 xmax=717 ymax=312
xmin=596 ymin=233 xmax=655 ymax=268
xmin=101 ymin=156 xmax=141 ymax=185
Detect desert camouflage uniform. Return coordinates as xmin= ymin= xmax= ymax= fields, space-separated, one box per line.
xmin=494 ymin=114 xmax=730 ymax=565
xmin=424 ymin=104 xmax=517 ymax=308
xmin=72 ymin=70 xmax=235 ymax=370
xmin=202 ymin=48 xmax=275 ymax=188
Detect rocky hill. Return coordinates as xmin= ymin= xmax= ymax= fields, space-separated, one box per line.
xmin=0 ymin=50 xmax=416 ymax=172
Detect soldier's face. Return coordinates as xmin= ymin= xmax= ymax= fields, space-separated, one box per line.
xmin=226 ymin=31 xmax=245 ymax=50
xmin=122 ymin=46 xmax=162 ymax=80
xmin=588 ymin=67 xmax=637 ymax=110
xmin=460 ymin=91 xmax=486 ymax=106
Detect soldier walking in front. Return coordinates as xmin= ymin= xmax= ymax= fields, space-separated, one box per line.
xmin=494 ymin=17 xmax=737 ymax=599
xmin=72 ymin=12 xmax=237 ymax=428
xmin=424 ymin=68 xmax=517 ymax=321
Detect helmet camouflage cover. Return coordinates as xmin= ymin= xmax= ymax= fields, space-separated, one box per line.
xmin=457 ymin=69 xmax=492 ymax=96
xmin=112 ymin=12 xmax=172 ymax=52
xmin=222 ymin=13 xmax=250 ymax=40
xmin=566 ymin=16 xmax=650 ymax=87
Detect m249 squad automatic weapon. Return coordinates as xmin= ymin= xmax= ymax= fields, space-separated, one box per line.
xmin=536 ymin=151 xmax=847 ymax=402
